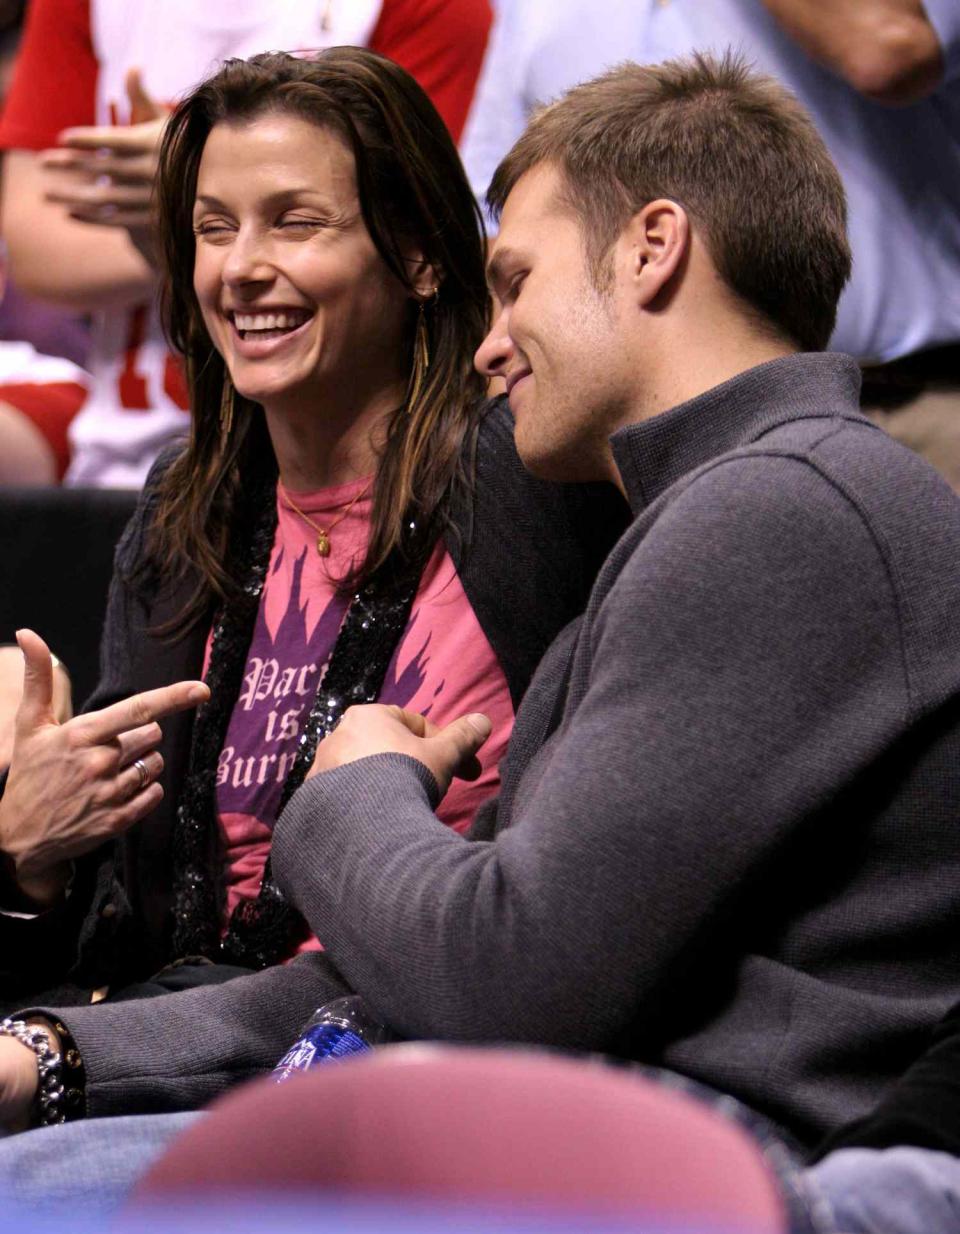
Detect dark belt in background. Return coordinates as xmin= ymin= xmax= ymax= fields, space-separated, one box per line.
xmin=861 ymin=342 xmax=960 ymax=410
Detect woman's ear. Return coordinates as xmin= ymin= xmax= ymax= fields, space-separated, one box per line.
xmin=405 ymin=251 xmax=443 ymax=299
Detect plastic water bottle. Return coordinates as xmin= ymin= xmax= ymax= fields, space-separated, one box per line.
xmin=272 ymin=995 xmax=392 ymax=1082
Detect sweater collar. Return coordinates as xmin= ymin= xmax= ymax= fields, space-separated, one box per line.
xmin=610 ymin=352 xmax=864 ymax=515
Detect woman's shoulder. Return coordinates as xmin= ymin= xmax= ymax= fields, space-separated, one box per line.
xmin=470 ymin=394 xmax=538 ymax=504
xmin=473 ymin=395 xmax=521 ymax=472
xmin=143 ymin=442 xmax=188 ymax=497
xmin=471 ymin=395 xmax=629 ymax=533
xmin=113 ymin=442 xmax=188 ymax=576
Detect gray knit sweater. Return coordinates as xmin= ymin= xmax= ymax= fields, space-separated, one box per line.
xmin=274 ymin=352 xmax=960 ymax=1147
xmin=37 ymin=353 xmax=960 ymax=1147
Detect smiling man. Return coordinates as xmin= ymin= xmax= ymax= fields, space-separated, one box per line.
xmin=284 ymin=52 xmax=960 ymax=1150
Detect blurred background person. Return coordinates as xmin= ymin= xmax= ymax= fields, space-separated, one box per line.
xmin=0 ymin=0 xmax=89 ymax=374
xmin=462 ymin=0 xmax=960 ymax=487
xmin=0 ymin=240 xmax=90 ymax=485
xmin=0 ymin=0 xmax=90 ymax=482
xmin=0 ymin=0 xmax=493 ymax=488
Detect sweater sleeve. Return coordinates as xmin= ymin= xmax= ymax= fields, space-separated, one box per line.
xmin=272 ymin=454 xmax=908 ymax=1046
xmin=814 ymin=999 xmax=960 ymax=1159
xmin=24 ymin=951 xmax=351 ymax=1115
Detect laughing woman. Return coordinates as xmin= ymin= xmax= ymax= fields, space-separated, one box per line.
xmin=0 ymin=48 xmax=623 ymax=1023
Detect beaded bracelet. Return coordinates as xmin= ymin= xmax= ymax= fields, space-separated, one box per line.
xmin=0 ymin=1017 xmax=65 ymax=1126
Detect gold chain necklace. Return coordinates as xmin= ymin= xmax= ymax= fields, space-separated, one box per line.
xmin=281 ymin=478 xmax=372 ymax=557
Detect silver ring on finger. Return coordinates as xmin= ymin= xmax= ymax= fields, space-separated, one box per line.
xmin=132 ymin=758 xmax=150 ymax=791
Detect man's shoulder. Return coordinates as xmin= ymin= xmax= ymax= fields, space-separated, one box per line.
xmin=678 ymin=410 xmax=950 ymax=523
xmin=743 ymin=411 xmax=960 ymax=538
xmin=610 ymin=409 xmax=956 ymax=590
xmin=653 ymin=414 xmax=880 ymax=522
xmin=603 ymin=413 xmax=960 ymax=698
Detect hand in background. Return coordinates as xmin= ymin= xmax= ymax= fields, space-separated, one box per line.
xmin=759 ymin=0 xmax=944 ymax=104
xmin=308 ymin=704 xmax=492 ymax=799
xmin=0 ymin=629 xmax=209 ymax=908
xmin=38 ymin=69 xmax=169 ymax=264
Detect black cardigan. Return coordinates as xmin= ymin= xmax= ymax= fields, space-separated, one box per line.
xmin=0 ymin=399 xmax=627 ymax=1008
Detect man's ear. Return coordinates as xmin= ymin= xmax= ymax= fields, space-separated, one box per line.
xmin=621 ymin=199 xmax=690 ymax=306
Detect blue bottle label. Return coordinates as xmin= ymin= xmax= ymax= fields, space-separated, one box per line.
xmin=273 ymin=1023 xmax=370 ymax=1082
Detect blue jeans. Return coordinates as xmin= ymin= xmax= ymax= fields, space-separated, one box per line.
xmin=0 ymin=1110 xmax=199 ymax=1219
xmin=808 ymin=1147 xmax=960 ymax=1234
xmin=7 ymin=1100 xmax=960 ymax=1233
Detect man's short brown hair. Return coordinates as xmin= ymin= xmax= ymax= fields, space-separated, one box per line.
xmin=487 ymin=52 xmax=851 ymax=352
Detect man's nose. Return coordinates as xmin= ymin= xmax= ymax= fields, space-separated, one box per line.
xmin=474 ymin=304 xmax=514 ymax=377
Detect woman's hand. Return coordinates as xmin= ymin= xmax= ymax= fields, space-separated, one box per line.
xmin=0 ymin=629 xmax=210 ymax=907
xmin=38 ymin=70 xmax=168 ymax=265
xmin=0 ymin=1034 xmax=40 ymax=1130
xmin=307 ymin=704 xmax=492 ymax=797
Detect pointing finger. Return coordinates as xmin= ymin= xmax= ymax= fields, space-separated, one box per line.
xmin=14 ymin=629 xmax=55 ymax=730
xmin=77 ymin=680 xmax=209 ymax=745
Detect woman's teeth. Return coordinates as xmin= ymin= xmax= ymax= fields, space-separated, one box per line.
xmin=233 ymin=311 xmax=309 ymax=339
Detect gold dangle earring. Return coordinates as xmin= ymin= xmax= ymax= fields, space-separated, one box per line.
xmin=219 ymin=371 xmax=236 ymax=443
xmin=407 ymin=286 xmax=438 ymax=412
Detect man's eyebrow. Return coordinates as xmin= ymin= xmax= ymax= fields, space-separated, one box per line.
xmin=486 ymin=245 xmax=522 ymax=294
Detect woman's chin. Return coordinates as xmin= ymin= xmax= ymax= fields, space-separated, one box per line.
xmin=229 ymin=375 xmax=299 ymax=412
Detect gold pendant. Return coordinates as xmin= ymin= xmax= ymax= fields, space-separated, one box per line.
xmin=316 ymin=530 xmax=331 ymax=557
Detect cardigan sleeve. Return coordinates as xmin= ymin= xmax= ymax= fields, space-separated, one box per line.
xmin=0 ymin=449 xmax=190 ymax=997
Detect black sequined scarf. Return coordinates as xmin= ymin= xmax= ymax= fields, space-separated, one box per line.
xmin=170 ymin=478 xmax=431 ymax=969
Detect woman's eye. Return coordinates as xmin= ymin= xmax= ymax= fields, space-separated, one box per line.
xmin=193 ymin=221 xmax=234 ymax=240
xmin=507 ymin=273 xmax=527 ymax=300
xmin=278 ymin=217 xmax=324 ymax=232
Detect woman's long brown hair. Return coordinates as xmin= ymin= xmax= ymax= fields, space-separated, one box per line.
xmin=146 ymin=48 xmax=489 ymax=632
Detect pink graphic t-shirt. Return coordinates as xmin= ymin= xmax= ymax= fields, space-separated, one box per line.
xmin=213 ymin=478 xmax=514 ymax=954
